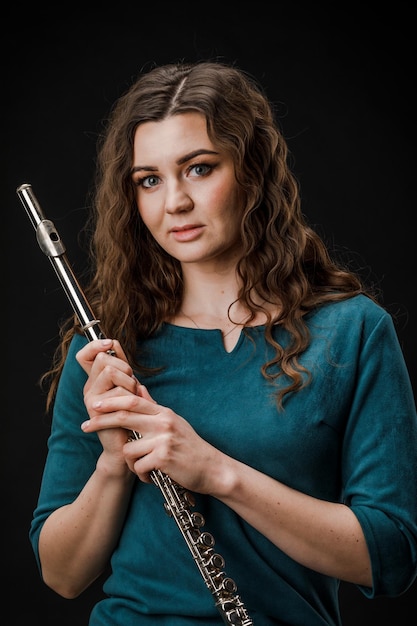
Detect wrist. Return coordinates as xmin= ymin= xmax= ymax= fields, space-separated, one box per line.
xmin=96 ymin=451 xmax=136 ymax=484
xmin=208 ymin=453 xmax=241 ymax=500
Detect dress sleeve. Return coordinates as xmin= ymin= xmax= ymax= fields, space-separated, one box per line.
xmin=29 ymin=333 xmax=103 ymax=572
xmin=343 ymin=311 xmax=417 ymax=597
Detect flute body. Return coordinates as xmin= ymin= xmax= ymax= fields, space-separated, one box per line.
xmin=17 ymin=183 xmax=253 ymax=626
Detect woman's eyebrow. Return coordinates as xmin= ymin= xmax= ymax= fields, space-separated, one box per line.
xmin=131 ymin=149 xmax=219 ymax=175
xmin=131 ymin=164 xmax=158 ymax=174
xmin=176 ymin=149 xmax=219 ymax=165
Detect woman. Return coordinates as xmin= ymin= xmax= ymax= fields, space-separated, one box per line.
xmin=29 ymin=61 xmax=417 ymax=625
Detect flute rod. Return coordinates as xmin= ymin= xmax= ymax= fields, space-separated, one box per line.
xmin=17 ymin=183 xmax=103 ymax=342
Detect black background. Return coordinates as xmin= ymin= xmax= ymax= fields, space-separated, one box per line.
xmin=5 ymin=5 xmax=416 ymax=624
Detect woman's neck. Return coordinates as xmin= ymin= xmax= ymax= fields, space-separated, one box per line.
xmin=180 ymin=262 xmax=242 ymax=318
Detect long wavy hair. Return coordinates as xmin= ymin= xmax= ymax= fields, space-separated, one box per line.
xmin=42 ymin=60 xmax=377 ymax=411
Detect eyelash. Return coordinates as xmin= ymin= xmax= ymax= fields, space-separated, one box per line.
xmin=134 ymin=162 xmax=216 ymax=188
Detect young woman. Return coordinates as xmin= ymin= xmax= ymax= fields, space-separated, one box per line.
xmin=29 ymin=61 xmax=417 ymax=626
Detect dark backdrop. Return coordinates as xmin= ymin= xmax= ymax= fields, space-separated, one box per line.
xmin=5 ymin=5 xmax=416 ymax=625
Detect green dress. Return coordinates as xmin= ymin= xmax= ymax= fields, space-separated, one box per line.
xmin=29 ymin=295 xmax=417 ymax=625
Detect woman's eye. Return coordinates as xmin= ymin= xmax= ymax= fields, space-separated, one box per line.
xmin=190 ymin=163 xmax=212 ymax=176
xmin=137 ymin=175 xmax=160 ymax=188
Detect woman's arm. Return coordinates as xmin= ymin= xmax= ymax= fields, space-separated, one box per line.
xmin=39 ymin=454 xmax=136 ymax=598
xmin=208 ymin=453 xmax=372 ymax=585
xmin=37 ymin=339 xmax=147 ymax=598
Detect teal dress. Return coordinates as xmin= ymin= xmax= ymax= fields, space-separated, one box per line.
xmin=29 ymin=295 xmax=417 ymax=625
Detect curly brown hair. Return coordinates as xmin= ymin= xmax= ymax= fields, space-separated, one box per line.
xmin=42 ymin=60 xmax=376 ymax=411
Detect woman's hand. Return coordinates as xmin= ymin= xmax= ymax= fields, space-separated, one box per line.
xmin=76 ymin=339 xmax=146 ymax=473
xmin=76 ymin=339 xmax=222 ymax=491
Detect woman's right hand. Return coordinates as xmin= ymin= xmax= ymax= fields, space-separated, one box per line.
xmin=75 ymin=338 xmax=144 ymax=472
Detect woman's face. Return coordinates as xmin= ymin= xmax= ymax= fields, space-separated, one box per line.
xmin=131 ymin=112 xmax=244 ymax=269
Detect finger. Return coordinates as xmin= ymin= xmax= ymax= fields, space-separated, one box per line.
xmin=76 ymin=339 xmax=115 ymax=373
xmin=81 ymin=395 xmax=158 ymax=435
xmin=85 ymin=385 xmax=138 ymax=413
xmin=123 ymin=441 xmax=154 ymax=484
xmin=76 ymin=339 xmax=130 ymax=375
xmin=90 ymin=392 xmax=147 ymax=414
xmin=92 ymin=362 xmax=137 ymax=394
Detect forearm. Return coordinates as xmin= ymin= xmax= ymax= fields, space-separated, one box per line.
xmin=38 ymin=454 xmax=136 ymax=598
xmin=212 ymin=456 xmax=372 ymax=587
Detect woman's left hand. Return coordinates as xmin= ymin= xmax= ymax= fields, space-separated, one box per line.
xmin=82 ymin=377 xmax=221 ymax=492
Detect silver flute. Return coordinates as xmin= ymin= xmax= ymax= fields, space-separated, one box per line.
xmin=17 ymin=183 xmax=253 ymax=626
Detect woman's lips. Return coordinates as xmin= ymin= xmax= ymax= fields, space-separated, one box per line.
xmin=170 ymin=225 xmax=204 ymax=242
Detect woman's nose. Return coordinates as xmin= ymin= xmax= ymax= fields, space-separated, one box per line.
xmin=164 ymin=179 xmax=193 ymax=213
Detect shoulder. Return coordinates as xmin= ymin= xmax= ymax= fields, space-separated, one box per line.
xmin=307 ymin=294 xmax=391 ymax=328
xmin=304 ymin=294 xmax=401 ymax=356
